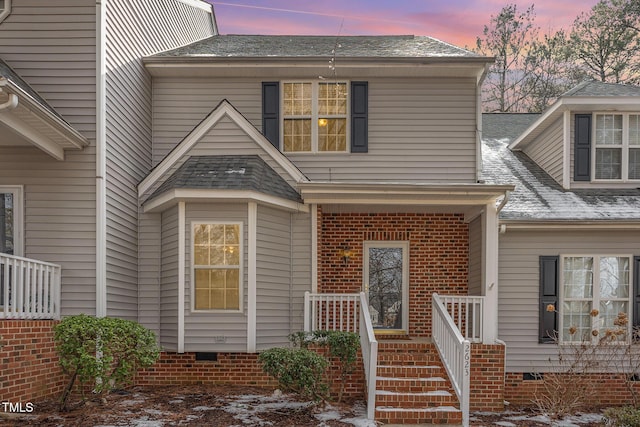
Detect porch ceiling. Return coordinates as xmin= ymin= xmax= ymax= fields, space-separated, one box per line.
xmin=299 ymin=181 xmax=514 ymax=206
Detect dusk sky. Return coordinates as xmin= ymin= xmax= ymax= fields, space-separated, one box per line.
xmin=209 ymin=0 xmax=601 ymax=49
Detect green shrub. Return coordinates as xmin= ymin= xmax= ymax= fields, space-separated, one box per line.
xmin=258 ymin=347 xmax=328 ymax=402
xmin=54 ymin=314 xmax=160 ymax=409
xmin=603 ymin=406 xmax=640 ymax=426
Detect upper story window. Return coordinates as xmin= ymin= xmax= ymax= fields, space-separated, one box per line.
xmin=282 ymin=82 xmax=348 ymax=153
xmin=0 ymin=0 xmax=11 ymax=24
xmin=594 ymin=113 xmax=640 ymax=181
xmin=192 ymin=222 xmax=242 ymax=312
xmin=262 ymin=81 xmax=368 ymax=153
xmin=560 ymin=255 xmax=631 ymax=343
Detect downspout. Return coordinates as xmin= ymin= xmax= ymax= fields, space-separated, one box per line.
xmin=95 ymin=0 xmax=107 ymax=318
xmin=496 ymin=190 xmax=510 ymax=234
xmin=476 ymin=63 xmax=491 ymax=182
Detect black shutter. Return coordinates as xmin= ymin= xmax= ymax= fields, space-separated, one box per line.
xmin=350 ymin=81 xmax=368 ymax=153
xmin=634 ymin=256 xmax=640 ymax=329
xmin=574 ymin=114 xmax=592 ymax=181
xmin=262 ymin=82 xmax=279 ymax=148
xmin=539 ymin=256 xmax=559 ymax=343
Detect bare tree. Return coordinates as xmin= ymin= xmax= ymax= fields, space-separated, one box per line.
xmin=476 ymin=4 xmax=539 ymax=112
xmin=569 ymin=0 xmax=640 ymax=84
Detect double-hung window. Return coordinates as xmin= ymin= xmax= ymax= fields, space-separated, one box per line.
xmin=560 ymin=255 xmax=632 ymax=343
xmin=594 ymin=113 xmax=640 ymax=181
xmin=282 ymin=82 xmax=348 ymax=153
xmin=192 ymin=223 xmax=242 ymax=311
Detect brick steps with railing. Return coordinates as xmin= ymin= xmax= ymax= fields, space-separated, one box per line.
xmin=374 ymin=340 xmax=462 ymax=425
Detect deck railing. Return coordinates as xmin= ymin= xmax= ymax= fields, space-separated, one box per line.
xmin=0 ymin=253 xmax=61 ymax=320
xmin=439 ymin=294 xmax=484 ymax=342
xmin=304 ymin=292 xmax=378 ymax=420
xmin=432 ymin=293 xmax=473 ymax=427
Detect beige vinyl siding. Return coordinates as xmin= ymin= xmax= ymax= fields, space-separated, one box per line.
xmin=256 ymin=205 xmax=292 ymax=350
xmin=522 ymin=117 xmax=563 ymax=186
xmin=0 ymin=0 xmax=97 ymax=315
xmin=160 ymin=206 xmax=179 ymax=350
xmin=138 ymin=211 xmax=161 ymax=336
xmin=498 ymin=228 xmax=640 ymax=372
xmin=291 ymin=212 xmax=312 ymax=333
xmin=0 ymin=0 xmax=97 ymax=140
xmin=152 ymin=77 xmax=478 ymax=183
xmin=468 ymin=216 xmax=482 ymax=295
xmin=105 ymin=0 xmax=215 ymax=319
xmin=142 ymin=114 xmax=298 ymax=200
xmin=184 ymin=203 xmax=248 ymax=352
xmin=0 ymin=146 xmax=97 ymax=316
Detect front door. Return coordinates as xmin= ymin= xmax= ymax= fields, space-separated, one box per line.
xmin=363 ymin=241 xmax=409 ymax=333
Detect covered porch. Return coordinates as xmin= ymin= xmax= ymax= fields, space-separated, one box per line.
xmin=300 ymin=181 xmax=512 ymax=426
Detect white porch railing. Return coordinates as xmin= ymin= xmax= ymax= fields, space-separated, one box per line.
xmin=432 ymin=293 xmax=473 ymax=427
xmin=304 ymin=292 xmax=378 ymax=420
xmin=0 ymin=253 xmax=61 ymax=320
xmin=439 ymin=294 xmax=484 ymax=343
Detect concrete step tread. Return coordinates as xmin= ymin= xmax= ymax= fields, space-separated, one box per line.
xmin=376 ymin=406 xmax=461 ymax=413
xmin=376 ymin=390 xmax=452 ymax=397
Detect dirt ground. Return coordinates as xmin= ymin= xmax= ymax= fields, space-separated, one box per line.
xmin=0 ymin=385 xmax=606 ymax=426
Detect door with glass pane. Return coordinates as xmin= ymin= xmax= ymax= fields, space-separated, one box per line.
xmin=363 ymin=242 xmax=409 ymax=333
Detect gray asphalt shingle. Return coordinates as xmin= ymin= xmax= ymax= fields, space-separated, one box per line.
xmin=149 ymin=155 xmax=302 ymax=203
xmin=482 ymin=113 xmax=640 ymax=221
xmin=150 ymin=34 xmax=483 ymax=59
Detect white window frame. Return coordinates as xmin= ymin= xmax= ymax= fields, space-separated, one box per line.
xmin=592 ymin=112 xmax=640 ymax=182
xmin=190 ymin=221 xmax=243 ymax=313
xmin=0 ymin=185 xmax=23 ymax=257
xmin=0 ymin=0 xmax=11 ymax=24
xmin=281 ymin=80 xmax=350 ymax=154
xmin=559 ymin=254 xmax=633 ymax=344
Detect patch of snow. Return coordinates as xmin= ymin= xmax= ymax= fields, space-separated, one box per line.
xmin=494 ymin=422 xmax=517 ymax=427
xmin=192 ymin=405 xmax=217 ymax=411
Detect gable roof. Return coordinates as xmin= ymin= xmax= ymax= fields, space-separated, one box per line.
xmin=482 ymin=113 xmax=640 ymax=223
xmin=149 ymin=35 xmax=484 ymax=59
xmin=138 ymin=99 xmax=308 ymax=199
xmin=148 ymin=155 xmax=302 ymax=203
xmin=509 ymin=80 xmax=640 ymax=150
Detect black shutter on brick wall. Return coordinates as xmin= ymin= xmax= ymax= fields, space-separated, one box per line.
xmin=350 ymin=81 xmax=368 ymax=153
xmin=574 ymin=114 xmax=592 ymax=181
xmin=262 ymin=82 xmax=280 ymax=148
xmin=539 ymin=256 xmax=559 ymax=343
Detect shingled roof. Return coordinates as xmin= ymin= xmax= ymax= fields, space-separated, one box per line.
xmin=562 ymin=80 xmax=640 ymax=97
xmin=149 ymin=155 xmax=302 ymax=203
xmin=150 ymin=34 xmax=484 ymax=59
xmin=482 ymin=113 xmax=640 ymax=221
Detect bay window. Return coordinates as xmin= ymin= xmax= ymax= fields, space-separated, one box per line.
xmin=192 ymin=223 xmax=242 ymax=311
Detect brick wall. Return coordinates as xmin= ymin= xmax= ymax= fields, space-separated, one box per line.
xmin=318 ymin=210 xmax=469 ymax=336
xmin=136 ymin=349 xmax=366 ymax=400
xmin=0 ymin=320 xmax=65 ymax=403
xmin=470 ymin=343 xmax=505 ymax=411
xmin=505 ymin=372 xmax=640 ymax=408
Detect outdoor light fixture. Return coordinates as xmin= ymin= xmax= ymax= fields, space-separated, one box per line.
xmin=338 ymin=247 xmax=354 ymax=264
xmin=318 ymin=118 xmax=328 ymax=127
